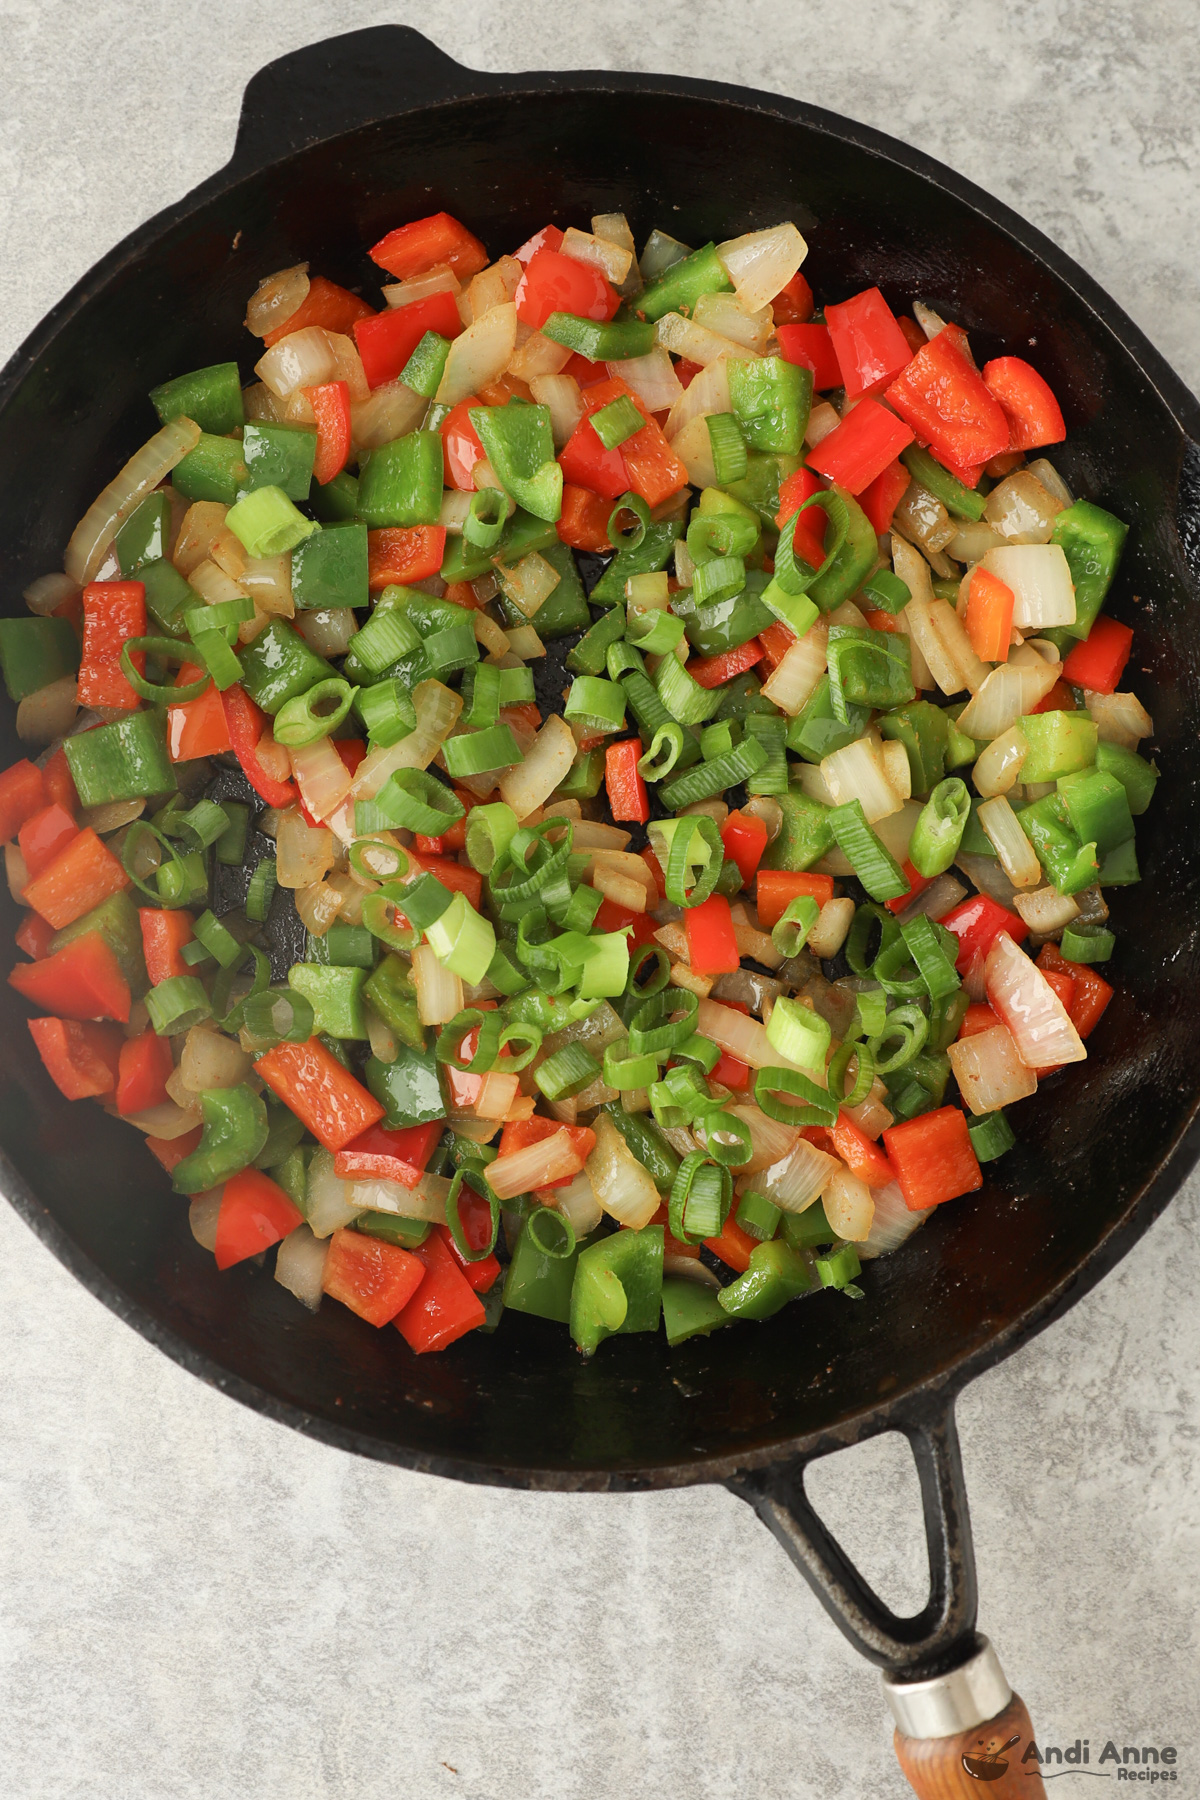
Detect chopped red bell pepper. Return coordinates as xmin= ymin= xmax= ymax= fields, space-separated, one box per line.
xmin=496 ymin=1115 xmax=596 ymax=1190
xmin=9 ymin=930 xmax=130 ymax=1022
xmin=393 ymin=1226 xmax=486 ymax=1352
xmin=704 ymin=1211 xmax=757 ymax=1273
xmin=558 ymin=483 xmax=616 ymax=553
xmin=367 ymin=525 xmax=447 ymax=593
xmin=939 ymin=894 xmax=1027 ymax=972
xmin=1039 ymin=964 xmax=1076 ymax=1015
xmin=673 ymin=358 xmax=703 ymax=389
xmin=580 ymin=377 xmax=687 ymax=509
xmin=513 ymin=224 xmax=564 ymax=263
xmin=139 ymin=907 xmax=194 ymax=985
xmin=685 ymin=892 xmax=740 ymax=976
xmin=333 ymin=1119 xmax=442 ymax=1186
xmin=805 ymin=398 xmax=915 ymax=495
xmin=776 ymin=465 xmax=831 ymax=568
xmin=213 ymin=1169 xmax=305 ymax=1271
xmin=322 ymin=1225 xmax=426 ymax=1324
xmin=958 ymin=1002 xmax=1002 ymax=1039
xmin=263 ymin=275 xmax=374 ymax=347
xmin=557 ymin=416 xmax=628 ymax=500
xmin=884 ymin=1107 xmax=982 ymax=1211
xmin=1030 ymin=679 xmax=1077 ymax=714
xmin=776 ymin=321 xmax=842 ymax=390
xmin=28 ymin=1016 xmax=121 ymax=1100
xmin=42 ymin=745 xmax=78 ymax=815
xmin=116 ymin=1027 xmax=174 ymax=1116
xmin=886 ymin=330 xmax=1011 ymax=469
xmin=17 ymin=803 xmax=79 ymax=879
xmin=437 ymin=1214 xmax=501 ymax=1294
xmin=304 ymin=379 xmax=352 ymax=484
xmin=829 ymin=1112 xmax=895 ymax=1187
xmin=1062 ymin=616 xmax=1133 ymax=694
xmin=168 ymin=662 xmax=231 ymax=761
xmin=515 ymin=247 xmax=618 ymax=330
xmin=864 ymin=609 xmax=900 ymax=634
xmin=605 ymin=736 xmax=649 ymax=824
xmin=353 ymin=289 xmax=463 ymax=390
xmin=884 ymin=859 xmax=933 ymax=916
xmin=439 ymin=393 xmax=486 ymax=490
xmin=221 ymin=684 xmax=298 ymax=808
xmin=15 ymin=909 xmax=55 ymax=961
xmin=257 ymin=1038 xmax=385 ymax=1153
xmin=825 ymin=288 xmax=914 ymax=398
xmin=592 ymin=898 xmax=658 ymax=947
xmin=964 ymin=566 xmax=1015 ymax=665
xmin=402 ymin=848 xmax=482 ymax=909
xmin=78 ymin=581 xmax=145 ymax=711
xmin=688 ymin=640 xmax=764 ymax=688
xmin=369 ymin=212 xmax=489 ymax=282
xmin=720 ymin=809 xmax=769 ymax=888
xmin=710 ymin=1048 xmax=751 ymax=1090
xmin=1037 ymin=943 xmax=1113 ymax=1039
xmin=981 ymin=356 xmax=1066 ymax=451
xmin=146 ymin=1126 xmax=203 ymax=1174
xmin=859 ymin=459 xmax=913 ymax=535
xmin=0 ymin=758 xmax=47 ymax=842
xmin=770 ymin=270 xmax=814 ymax=325
xmin=22 ymin=827 xmax=129 ymax=930
xmin=756 ymin=869 xmax=834 ymax=929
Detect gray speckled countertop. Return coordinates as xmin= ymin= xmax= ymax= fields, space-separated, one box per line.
xmin=2 ymin=5 xmax=1199 ymax=1795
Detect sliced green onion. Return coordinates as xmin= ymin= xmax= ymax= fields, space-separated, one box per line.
xmin=602 ymin=1041 xmax=661 ymax=1090
xmin=212 ymin=942 xmax=270 ymax=1032
xmin=242 ymin=987 xmax=316 ymax=1045
xmin=900 ymin=914 xmax=961 ymax=1003
xmin=872 ymin=935 xmax=926 ymax=1000
xmin=564 ymin=676 xmax=626 ymax=736
xmin=861 ymin=568 xmax=911 ymax=613
xmin=649 ymin=814 xmax=724 ymax=909
xmin=180 ymin=938 xmax=214 ymax=968
xmin=658 ymin=733 xmax=767 ymax=810
xmin=526 ymin=1205 xmax=576 ymax=1259
xmin=628 ymin=987 xmax=699 ymax=1057
xmin=425 ymin=891 xmax=496 ymax=985
xmin=273 ymin=677 xmax=357 ymax=747
xmin=189 ymin=627 xmax=243 ymax=691
xmin=347 ymin=607 xmax=421 ymax=676
xmin=226 ymin=484 xmax=317 ymax=558
xmin=368 ymin=768 xmax=466 ymax=835
xmin=868 ymin=1003 xmax=929 ymax=1074
xmin=855 ymin=987 xmax=888 ymax=1039
xmin=398 ymin=872 xmax=453 ymax=930
xmin=737 ymin=1188 xmax=782 ymax=1242
xmin=436 ymin=1009 xmax=502 ymax=1072
xmin=591 ymin=394 xmax=645 ymax=451
xmin=245 ymin=856 xmax=277 ymax=923
xmin=637 ymin=722 xmax=686 ymax=781
xmin=178 ymin=798 xmax=230 ymax=850
xmin=214 ymin=801 xmax=250 ymax=867
xmin=534 ymin=1043 xmax=602 ymax=1101
xmin=466 ymin=801 xmax=519 ymax=874
xmin=910 ymin=778 xmax=971 ymax=879
xmin=497 ymin=1021 xmax=542 ymax=1070
xmin=827 ymin=1038 xmax=875 ymax=1108
xmin=692 ymin=555 xmax=745 ymax=606
xmin=771 ymin=894 xmax=820 ymax=958
xmin=464 ymin=486 xmax=510 ymax=548
xmin=626 ymin=609 xmax=686 ymax=656
xmin=626 ymin=943 xmax=671 ymax=998
xmin=607 ymin=492 xmax=652 ymax=550
xmin=765 ymin=996 xmax=832 ymax=1072
xmin=673 ymin=1031 xmax=720 ymax=1075
xmin=118 ymin=635 xmax=210 ymax=705
xmin=556 ymin=882 xmax=603 ymax=934
xmin=157 ymin=849 xmax=208 ymax=908
xmin=349 ymin=840 xmax=409 ymax=886
xmin=120 ymin=822 xmax=194 ymax=908
xmin=1060 ymin=922 xmax=1115 ymax=964
xmin=187 ymin=595 xmax=254 ymax=636
xmin=753 ymin=1065 xmax=838 ymax=1128
xmin=145 ymin=974 xmax=211 ymax=1036
xmin=361 ymin=885 xmax=421 ymax=953
xmin=441 ymin=724 xmax=523 ymax=778
xmin=668 ymin=1151 xmax=731 ymax=1245
xmin=827 ymin=800 xmax=909 ymax=902
xmin=744 ymin=713 xmax=789 ymax=796
xmin=816 ymin=1243 xmax=862 ymax=1291
xmin=191 ymin=908 xmax=243 ymax=969
xmin=968 ymin=1110 xmax=1015 ymax=1162
xmin=462 ymin=663 xmax=501 ymax=730
xmin=706 ymin=412 xmax=748 ymax=485
xmin=355 ymin=679 xmax=418 ymax=749
xmin=446 ymin=1168 xmax=500 ymax=1262
xmin=846 ymin=904 xmax=899 ymax=978
xmin=497 ymin=665 xmax=534 ymax=707
xmin=423 ymin=621 xmax=480 ymax=678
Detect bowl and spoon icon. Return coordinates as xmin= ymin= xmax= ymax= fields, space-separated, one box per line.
xmin=962 ymin=1733 xmax=1023 ymax=1780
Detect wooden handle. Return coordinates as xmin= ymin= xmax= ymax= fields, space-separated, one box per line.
xmin=894 ymin=1691 xmax=1045 ymax=1798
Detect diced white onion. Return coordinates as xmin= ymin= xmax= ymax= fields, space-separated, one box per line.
xmin=902 ymin=598 xmax=964 ymax=696
xmin=17 ymin=676 xmax=78 ymax=744
xmin=668 ymin=413 xmax=719 ymax=487
xmin=985 ymin=931 xmax=1086 ymax=1069
xmin=947 ymin=520 xmax=1005 ymax=565
xmin=412 ymin=942 xmax=464 ymax=1026
xmin=436 ymin=302 xmax=518 ymax=406
xmin=696 ymin=999 xmax=782 ymax=1071
xmin=607 ymin=347 xmax=683 ymax=413
xmin=716 ymin=223 xmax=807 ymax=312
xmin=322 ymin=330 xmax=370 ymax=404
xmin=655 ymin=312 xmax=759 ymax=366
xmin=1027 ymin=458 xmax=1075 ymax=507
xmin=561 ymin=226 xmax=632 ymax=285
xmin=981 ymin=544 xmax=1076 ymax=629
xmin=727 ymin=1103 xmax=800 ymax=1173
xmin=824 ymin=1165 xmax=875 ymax=1241
xmin=553 ymin=1169 xmax=603 ymax=1238
xmin=693 ymin=290 xmax=774 ymax=351
xmin=65 ymin=416 xmax=201 ymax=585
xmin=586 ymin=1114 xmax=661 ymax=1228
xmin=859 ymin=1181 xmax=930 ymax=1259
xmin=807 ymin=897 xmax=856 ymax=959
xmin=1083 ymin=689 xmax=1153 ymax=750
xmin=805 ymin=401 xmax=841 ymax=447
xmin=255 ymin=326 xmax=338 ymax=398
xmin=880 ymin=739 xmax=912 ymax=801
xmin=289 ymin=737 xmax=353 ymax=824
xmin=505 ymin=625 xmax=545 ymax=660
xmin=499 ymin=713 xmax=576 ymax=820
xmin=304 ymin=1150 xmax=365 ymax=1238
xmin=245 ymin=264 xmax=309 ymax=336
xmin=189 ymin=1190 xmax=223 ymax=1253
xmin=382 ymin=266 xmax=460 ymax=308
xmin=508 ymin=330 xmax=572 ymax=382
xmin=757 ymin=1136 xmax=839 ymax=1214
xmin=528 ymin=373 xmax=584 ymax=448
xmin=179 ymin=1025 xmax=252 ymax=1092
xmin=928 ymin=599 xmax=989 ymax=693
xmin=351 ymin=380 xmax=426 ymax=452
xmin=947 ymin=1023 xmax=1038 ymax=1115
xmin=972 ymin=725 xmax=1028 ymax=796
xmin=333 ymin=682 xmax=464 ymax=841
xmin=275 ymin=1225 xmax=329 ymax=1310
xmin=273 ymin=808 xmax=333 ymax=893
xmin=822 ymin=734 xmax=902 ymax=822
xmin=890 ymin=534 xmax=936 ymax=607
xmin=956 ymin=657 xmax=1060 ymax=739
xmin=23 ymin=573 xmax=80 ymax=617
xmin=464 ymin=257 xmax=523 ymax=322
xmin=977 ymin=795 xmax=1042 ymax=889
xmin=1012 ymin=885 xmax=1080 ymax=935
xmin=295 ymin=607 xmax=358 ymax=657
xmin=898 ymin=873 xmax=966 ymax=924
xmin=122 ymin=1099 xmax=201 ymax=1139
xmin=761 ymin=621 xmax=828 ymax=716
xmin=490 ymin=1129 xmax=585 ymax=1202
xmin=665 ymin=356 xmax=731 ymax=440
xmin=188 ymin=558 xmax=249 ymax=609
xmin=984 ymin=471 xmax=1063 ymax=544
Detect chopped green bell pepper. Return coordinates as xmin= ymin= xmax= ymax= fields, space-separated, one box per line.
xmin=237 ymin=619 xmax=336 ymax=714
xmin=728 ymin=356 xmax=812 ymax=456
xmin=290 ymin=522 xmax=369 ymax=610
xmin=759 ymin=791 xmax=835 ymax=871
xmin=364 ymin=1045 xmax=443 ymax=1127
xmin=115 ymin=493 xmax=171 ymax=575
xmin=150 ymin=362 xmax=244 ymax=436
xmin=470 ymin=402 xmax=563 ymax=522
xmin=1095 ymin=739 xmax=1158 ymax=816
xmin=172 ymin=1084 xmax=269 ymax=1195
xmin=50 ymin=891 xmax=149 ymax=999
xmin=171 ymin=432 xmax=248 ymax=506
xmin=288 ymin=964 xmax=369 ymax=1040
xmin=589 ymin=521 xmax=683 ymax=606
xmin=63 ymin=707 xmax=175 ymax=805
xmin=635 ymin=242 xmax=733 ymax=323
xmin=786 ymin=675 xmax=871 ymax=763
xmin=1018 ymin=793 xmax=1099 ymax=895
xmin=1050 ymin=500 xmax=1128 ymax=640
xmin=662 ymin=1277 xmax=731 ymax=1346
xmin=0 ymin=616 xmax=79 ymax=703
xmin=570 ymin=1223 xmax=664 ymax=1355
xmin=1019 ymin=710 xmax=1098 ymax=782
xmin=878 ymin=700 xmax=950 ymax=795
xmin=718 ymin=1239 xmax=813 ymax=1319
xmin=241 ymin=420 xmax=317 ymax=501
xmin=357 ymin=432 xmax=443 ymax=527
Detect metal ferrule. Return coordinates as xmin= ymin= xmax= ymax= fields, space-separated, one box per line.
xmin=883 ymin=1636 xmax=1012 ymax=1740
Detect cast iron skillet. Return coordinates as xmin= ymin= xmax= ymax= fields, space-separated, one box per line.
xmin=3 ymin=20 xmax=1200 ymax=1764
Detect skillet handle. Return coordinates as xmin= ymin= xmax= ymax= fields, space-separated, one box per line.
xmin=229 ymin=26 xmax=488 ymax=175
xmin=727 ymin=1393 xmax=1047 ymax=1796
